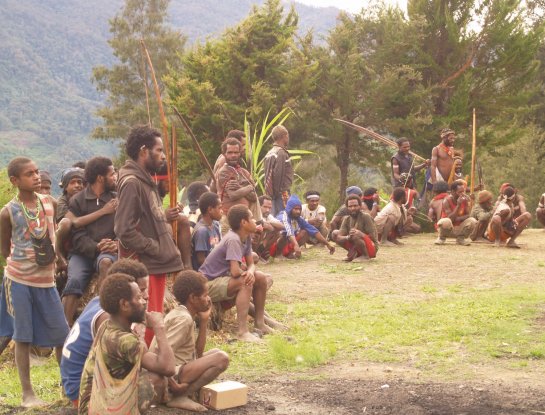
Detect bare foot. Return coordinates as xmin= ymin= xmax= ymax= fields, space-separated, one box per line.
xmin=352 ymin=255 xmax=369 ymax=262
xmin=21 ymin=395 xmax=46 ymax=408
xmin=255 ymin=324 xmax=276 ymax=335
xmin=494 ymin=240 xmax=501 ymax=247
xmin=342 ymin=256 xmax=354 ymax=262
xmin=167 ymin=395 xmax=208 ymax=411
xmin=266 ymin=319 xmax=289 ymax=331
xmin=392 ymin=239 xmax=404 ymax=245
xmin=237 ymin=332 xmax=263 ymax=342
xmin=381 ymin=241 xmax=396 ymax=247
xmin=506 ymin=241 xmax=521 ymax=249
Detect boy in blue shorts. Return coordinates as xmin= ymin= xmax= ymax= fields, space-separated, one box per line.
xmin=0 ymin=157 xmax=69 ymax=407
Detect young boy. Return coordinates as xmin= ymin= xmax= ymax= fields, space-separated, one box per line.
xmin=0 ymin=157 xmax=69 ymax=407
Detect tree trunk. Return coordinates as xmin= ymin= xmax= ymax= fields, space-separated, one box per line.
xmin=337 ymin=130 xmax=351 ymax=202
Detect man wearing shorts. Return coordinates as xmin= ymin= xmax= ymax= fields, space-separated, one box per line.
xmin=151 ymin=270 xmax=229 ymax=411
xmin=0 ymin=157 xmax=69 ymax=408
xmin=199 ymin=205 xmax=272 ymax=342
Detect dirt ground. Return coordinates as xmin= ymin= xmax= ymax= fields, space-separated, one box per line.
xmin=2 ymin=230 xmax=545 ymax=415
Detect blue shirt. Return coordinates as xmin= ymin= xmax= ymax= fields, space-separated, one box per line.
xmin=191 ymin=219 xmax=221 ymax=270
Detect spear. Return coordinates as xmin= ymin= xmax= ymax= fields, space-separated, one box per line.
xmin=335 ymin=118 xmax=426 ymax=162
xmin=171 ymin=106 xmax=217 ymax=189
xmin=470 ymin=108 xmax=477 ymax=199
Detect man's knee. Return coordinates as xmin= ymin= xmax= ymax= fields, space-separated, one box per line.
xmin=212 ymin=350 xmax=229 ymax=371
xmin=98 ymin=258 xmax=113 ymax=273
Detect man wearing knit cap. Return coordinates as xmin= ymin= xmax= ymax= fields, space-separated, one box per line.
xmin=271 ymin=194 xmax=335 ymax=259
xmin=57 ymin=167 xmax=85 ymax=223
xmin=469 ymin=190 xmax=494 ymax=242
xmin=329 ymin=186 xmax=364 ymax=239
xmin=301 ymin=190 xmax=328 ymax=243
xmin=39 ymin=171 xmax=53 ymax=196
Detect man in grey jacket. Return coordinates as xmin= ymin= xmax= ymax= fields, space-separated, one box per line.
xmin=263 ymin=125 xmax=293 ymax=216
xmin=115 ymin=125 xmax=183 ymax=346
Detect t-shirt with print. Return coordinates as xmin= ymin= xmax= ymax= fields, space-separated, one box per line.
xmin=150 ymin=305 xmax=195 ymax=367
xmin=78 ymin=320 xmax=144 ymax=414
xmin=198 ymin=230 xmax=251 ymax=280
xmin=191 ymin=219 xmax=221 ymax=270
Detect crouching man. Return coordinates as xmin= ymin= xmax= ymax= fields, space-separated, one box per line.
xmin=78 ymin=273 xmax=175 ymax=414
xmin=336 ymin=194 xmax=378 ymax=262
xmin=153 ymin=270 xmax=229 ymax=411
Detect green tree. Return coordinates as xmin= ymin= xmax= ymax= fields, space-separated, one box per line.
xmin=92 ymin=0 xmax=185 ymax=140
xmin=165 ymin=0 xmax=318 ymax=180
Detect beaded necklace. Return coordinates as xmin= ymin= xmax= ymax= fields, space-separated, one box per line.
xmin=16 ymin=193 xmax=41 ymax=228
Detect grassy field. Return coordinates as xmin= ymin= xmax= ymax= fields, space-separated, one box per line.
xmin=1 ymin=229 xmax=545 ymax=411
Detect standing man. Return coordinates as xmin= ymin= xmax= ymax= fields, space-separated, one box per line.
xmin=391 ymin=138 xmax=429 ymax=188
xmin=0 ymin=157 xmax=69 ymax=408
xmin=430 ymin=128 xmax=456 ymax=184
xmin=263 ymin=125 xmax=293 ymax=216
xmin=62 ymin=156 xmax=117 ymax=326
xmin=216 ymin=137 xmax=260 ymax=235
xmin=115 ymin=125 xmax=183 ymax=346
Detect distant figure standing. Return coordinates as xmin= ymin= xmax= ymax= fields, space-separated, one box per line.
xmin=430 ymin=129 xmax=456 ymax=184
xmin=263 ymin=125 xmax=293 ymax=216
xmin=115 ymin=125 xmax=183 ymax=346
xmin=391 ymin=138 xmax=429 ymax=189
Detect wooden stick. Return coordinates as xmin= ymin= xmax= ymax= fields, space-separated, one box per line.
xmin=171 ymin=124 xmax=178 ymax=243
xmin=139 ymin=42 xmax=152 ymax=127
xmin=171 ymin=106 xmax=217 ymax=189
xmin=470 ymin=108 xmax=477 ymax=199
xmin=140 ymin=40 xmax=172 ymax=203
xmin=335 ymin=118 xmax=426 ymax=162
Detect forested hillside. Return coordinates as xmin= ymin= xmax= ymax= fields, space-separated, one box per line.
xmin=0 ymin=0 xmax=339 ymax=185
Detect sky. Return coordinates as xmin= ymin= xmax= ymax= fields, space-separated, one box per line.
xmin=295 ymin=0 xmax=407 ymax=14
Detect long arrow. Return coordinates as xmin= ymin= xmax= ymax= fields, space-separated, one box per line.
xmin=171 ymin=106 xmax=217 ymax=189
xmin=335 ymin=118 xmax=426 ymax=162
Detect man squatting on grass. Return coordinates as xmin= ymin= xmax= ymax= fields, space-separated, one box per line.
xmin=0 ymin=157 xmax=69 ymax=408
xmin=151 ymin=270 xmax=229 ymax=412
xmin=335 ymin=194 xmax=378 ymax=262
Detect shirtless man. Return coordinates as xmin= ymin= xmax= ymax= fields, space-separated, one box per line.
xmin=489 ymin=186 xmax=529 ymax=248
xmin=430 ymin=129 xmax=456 ymax=184
xmin=427 ymin=182 xmax=449 ymax=226
xmin=435 ymin=180 xmax=477 ymax=246
xmin=537 ymin=192 xmax=545 ymax=228
xmin=374 ymin=187 xmax=406 ymax=247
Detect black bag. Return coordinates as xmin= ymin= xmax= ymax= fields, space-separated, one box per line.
xmin=31 ymin=232 xmax=55 ymax=266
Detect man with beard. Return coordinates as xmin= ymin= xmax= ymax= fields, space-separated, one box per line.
xmin=336 ymin=194 xmax=378 ymax=262
xmin=216 ymin=137 xmax=261 ymax=235
xmin=115 ymin=125 xmax=183 ymax=346
xmin=62 ymin=156 xmax=118 ymax=326
xmin=435 ymin=180 xmax=477 ymax=246
xmin=391 ymin=138 xmax=429 ymax=188
xmin=430 ymin=129 xmax=456 ymax=184
xmin=263 ymin=125 xmax=293 ymax=215
xmin=253 ymin=195 xmax=284 ymax=261
xmin=78 ymin=273 xmax=175 ymax=415
xmin=488 ymin=186 xmax=529 ymax=248
xmin=271 ymin=194 xmax=335 ymax=259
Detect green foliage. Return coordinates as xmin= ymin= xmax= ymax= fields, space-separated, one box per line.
xmin=243 ymin=107 xmax=293 ymax=193
xmin=166 ymin=0 xmax=319 ymax=180
xmin=92 ymin=0 xmax=186 ymax=141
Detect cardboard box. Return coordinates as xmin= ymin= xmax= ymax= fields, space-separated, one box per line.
xmin=199 ymin=381 xmax=248 ymax=410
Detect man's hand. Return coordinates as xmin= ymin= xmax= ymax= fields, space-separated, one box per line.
xmin=326 ymin=242 xmax=335 ymax=255
xmin=97 ymin=238 xmax=117 ymax=254
xmin=242 ymin=270 xmax=255 ymax=286
xmin=145 ymin=311 xmax=165 ymax=330
xmin=165 ymin=206 xmax=181 ymax=222
xmin=102 ymin=199 xmax=118 ymax=215
xmin=198 ymin=301 xmax=212 ymax=322
xmin=55 ymin=256 xmax=67 ymax=274
xmin=293 ymin=244 xmax=302 ymax=259
xmin=226 ymin=181 xmax=241 ymax=191
xmin=424 ymin=159 xmax=431 ymax=167
xmin=168 ymin=377 xmax=189 ymax=395
xmin=407 ymin=206 xmax=417 ymax=216
xmin=349 ymin=228 xmax=363 ymax=239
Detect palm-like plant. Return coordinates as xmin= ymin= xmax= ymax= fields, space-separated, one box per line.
xmin=244 ymin=108 xmax=315 ymax=194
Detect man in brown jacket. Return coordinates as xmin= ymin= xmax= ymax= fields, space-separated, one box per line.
xmin=263 ymin=125 xmax=293 ymax=216
xmin=115 ymin=125 xmax=183 ymax=346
